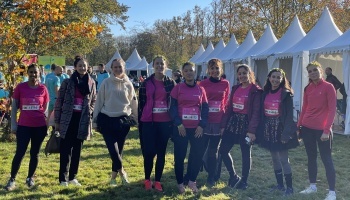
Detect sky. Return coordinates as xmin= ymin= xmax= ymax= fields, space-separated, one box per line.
xmin=110 ymin=0 xmax=212 ymax=37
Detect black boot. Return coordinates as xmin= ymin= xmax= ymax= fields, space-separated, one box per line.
xmin=284 ymin=173 xmax=294 ymax=196
xmin=270 ymin=169 xmax=285 ymax=192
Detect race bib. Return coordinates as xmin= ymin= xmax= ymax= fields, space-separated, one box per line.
xmin=153 ymin=101 xmax=168 ymax=113
xmin=209 ymin=101 xmax=221 ymax=112
xmin=232 ymin=97 xmax=245 ymax=111
xmin=73 ymin=98 xmax=83 ymax=111
xmin=264 ymin=102 xmax=280 ymax=116
xmin=182 ymin=107 xmax=199 ymax=120
xmin=22 ymin=98 xmax=40 ymax=110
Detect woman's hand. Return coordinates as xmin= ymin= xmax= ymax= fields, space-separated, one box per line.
xmin=194 ymin=126 xmax=203 ymax=138
xmin=178 ymin=124 xmax=186 ymax=137
xmin=320 ymin=133 xmax=330 ymax=141
xmin=247 ymin=132 xmax=256 ymax=142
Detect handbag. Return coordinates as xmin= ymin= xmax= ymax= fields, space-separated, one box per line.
xmin=44 ymin=133 xmax=61 ymax=156
xmin=119 ymin=115 xmax=137 ymax=127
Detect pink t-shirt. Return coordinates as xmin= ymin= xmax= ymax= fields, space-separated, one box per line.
xmin=13 ymin=82 xmax=49 ymax=127
xmin=171 ymin=83 xmax=208 ymax=128
xmin=232 ymin=84 xmax=252 ymax=114
xmin=152 ymin=78 xmax=171 ymax=122
xmin=199 ymin=78 xmax=229 ymax=123
xmin=264 ymin=88 xmax=282 ymax=117
xmin=73 ymin=87 xmax=84 ymax=112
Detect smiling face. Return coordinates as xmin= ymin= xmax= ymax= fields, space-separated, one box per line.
xmin=307 ymin=65 xmax=322 ymax=82
xmin=75 ymin=60 xmax=88 ymax=76
xmin=153 ymin=57 xmax=166 ymax=75
xmin=237 ymin=67 xmax=249 ymax=84
xmin=269 ymin=71 xmax=283 ymax=89
xmin=208 ymin=64 xmax=221 ymax=79
xmin=111 ymin=60 xmax=124 ymax=77
xmin=182 ymin=64 xmax=195 ymax=82
xmin=27 ymin=66 xmax=40 ymax=82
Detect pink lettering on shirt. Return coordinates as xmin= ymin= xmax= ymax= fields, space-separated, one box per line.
xmin=264 ymin=88 xmax=282 ymax=117
xmin=21 ymin=97 xmax=40 ymax=110
xmin=182 ymin=107 xmax=199 ymax=120
xmin=232 ymin=84 xmax=251 ymax=114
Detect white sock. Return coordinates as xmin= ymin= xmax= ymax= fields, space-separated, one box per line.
xmin=310 ymin=183 xmax=317 ymax=190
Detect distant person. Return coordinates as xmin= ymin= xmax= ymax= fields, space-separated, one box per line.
xmin=339 ymin=83 xmax=347 ymax=129
xmin=88 ymin=66 xmax=97 ymax=83
xmin=55 ymin=56 xmax=96 ymax=187
xmin=61 ymin=66 xmax=70 ymax=80
xmin=298 ymin=61 xmax=337 ymax=200
xmin=67 ymin=69 xmax=73 ymax=77
xmin=96 ymin=63 xmax=109 ymax=91
xmin=172 ymin=70 xmax=183 ymax=84
xmin=5 ymin=63 xmax=49 ymax=191
xmin=45 ymin=64 xmax=60 ymax=127
xmin=39 ymin=64 xmax=46 ymax=84
xmin=325 ymin=67 xmax=341 ymax=91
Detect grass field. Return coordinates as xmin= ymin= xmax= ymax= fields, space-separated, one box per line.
xmin=0 ymin=127 xmax=349 ymax=200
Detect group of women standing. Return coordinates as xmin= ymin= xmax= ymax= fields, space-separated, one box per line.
xmin=5 ymin=56 xmax=337 ymax=200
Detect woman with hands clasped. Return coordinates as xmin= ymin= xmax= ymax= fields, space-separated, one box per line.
xmin=258 ymin=68 xmax=299 ymax=196
xmin=169 ymin=62 xmax=209 ymax=194
xmin=298 ymin=61 xmax=337 ymax=200
xmin=219 ymin=64 xmax=262 ymax=190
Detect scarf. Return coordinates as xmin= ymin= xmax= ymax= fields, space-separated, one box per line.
xmin=71 ymin=71 xmax=92 ymax=96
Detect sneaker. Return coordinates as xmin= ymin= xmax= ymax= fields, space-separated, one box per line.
xmin=206 ymin=178 xmax=215 ymax=188
xmin=269 ymin=184 xmax=285 ymax=192
xmin=228 ymin=176 xmax=241 ymax=188
xmin=69 ymin=179 xmax=82 ymax=186
xmin=25 ymin=177 xmax=35 ymax=188
xmin=5 ymin=179 xmax=16 ymax=191
xmin=183 ymin=174 xmax=189 ymax=186
xmin=178 ymin=183 xmax=185 ymax=194
xmin=60 ymin=181 xmax=68 ymax=187
xmin=236 ymin=181 xmax=248 ymax=190
xmin=120 ymin=172 xmax=129 ymax=185
xmin=300 ymin=186 xmax=317 ymax=194
xmin=324 ymin=192 xmax=336 ymax=200
xmin=188 ymin=181 xmax=199 ymax=193
xmin=144 ymin=179 xmax=152 ymax=190
xmin=110 ymin=179 xmax=117 ymax=187
xmin=153 ymin=181 xmax=163 ymax=192
xmin=284 ymin=187 xmax=294 ymax=196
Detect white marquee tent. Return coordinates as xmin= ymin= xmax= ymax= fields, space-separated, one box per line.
xmin=217 ymin=34 xmax=239 ymax=61
xmin=131 ymin=57 xmax=148 ymax=77
xmin=198 ymin=39 xmax=226 ymax=77
xmin=147 ymin=62 xmax=173 ymax=78
xmin=105 ymin=50 xmax=122 ymax=71
xmin=193 ymin=41 xmax=214 ymax=78
xmin=125 ymin=48 xmax=142 ymax=71
xmin=189 ymin=44 xmax=205 ymax=62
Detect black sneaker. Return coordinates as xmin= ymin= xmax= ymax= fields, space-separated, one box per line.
xmin=269 ymin=184 xmax=285 ymax=192
xmin=228 ymin=176 xmax=241 ymax=188
xmin=26 ymin=177 xmax=34 ymax=188
xmin=206 ymin=178 xmax=215 ymax=188
xmin=284 ymin=187 xmax=294 ymax=196
xmin=5 ymin=178 xmax=16 ymax=191
xmin=236 ymin=181 xmax=248 ymax=190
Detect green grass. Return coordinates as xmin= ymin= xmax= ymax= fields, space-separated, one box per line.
xmin=0 ymin=128 xmax=349 ymax=200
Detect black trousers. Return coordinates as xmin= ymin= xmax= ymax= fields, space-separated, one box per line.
xmin=11 ymin=125 xmax=47 ymax=180
xmin=99 ymin=113 xmax=130 ymax=172
xmin=141 ymin=122 xmax=171 ymax=181
xmin=173 ymin=127 xmax=206 ymax=184
xmin=59 ymin=112 xmax=84 ymax=182
xmin=219 ymin=133 xmax=252 ymax=183
xmin=300 ymin=126 xmax=336 ymax=191
xmin=203 ymin=134 xmax=221 ymax=180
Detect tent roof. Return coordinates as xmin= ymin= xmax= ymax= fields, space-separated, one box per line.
xmin=226 ymin=30 xmax=256 ymax=62
xmin=189 ymin=44 xmax=205 ymax=62
xmin=277 ymin=7 xmax=342 ymax=58
xmin=242 ymin=24 xmax=278 ymax=59
xmin=254 ymin=16 xmax=306 ymax=60
xmin=106 ymin=50 xmax=122 ymax=70
xmin=217 ymin=34 xmax=239 ymax=61
xmin=132 ymin=57 xmax=148 ymax=70
xmin=202 ymin=39 xmax=226 ymax=63
xmin=125 ymin=48 xmax=142 ymax=70
xmin=311 ymin=27 xmax=350 ymax=54
xmin=193 ymin=41 xmax=214 ymax=63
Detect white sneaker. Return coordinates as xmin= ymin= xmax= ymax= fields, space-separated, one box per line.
xmin=69 ymin=179 xmax=82 ymax=186
xmin=60 ymin=181 xmax=68 ymax=187
xmin=300 ymin=186 xmax=317 ymax=194
xmin=325 ymin=192 xmax=336 ymax=200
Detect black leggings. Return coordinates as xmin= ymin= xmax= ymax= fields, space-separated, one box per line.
xmin=219 ymin=133 xmax=252 ymax=183
xmin=141 ymin=122 xmax=171 ymax=181
xmin=99 ymin=113 xmax=130 ymax=172
xmin=203 ymin=134 xmax=221 ymax=180
xmin=11 ymin=125 xmax=47 ymax=180
xmin=301 ymin=126 xmax=336 ymax=191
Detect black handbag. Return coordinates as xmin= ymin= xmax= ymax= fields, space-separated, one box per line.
xmin=44 ymin=133 xmax=61 ymax=156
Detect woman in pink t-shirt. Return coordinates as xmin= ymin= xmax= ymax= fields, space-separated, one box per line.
xmin=138 ymin=55 xmax=176 ymax=191
xmin=298 ymin=61 xmax=337 ymax=200
xmin=199 ymin=58 xmax=230 ymax=187
xmin=5 ymin=64 xmax=49 ymax=191
xmin=258 ymin=68 xmax=299 ymax=196
xmin=169 ymin=62 xmax=209 ymax=193
xmin=219 ymin=64 xmax=262 ymax=190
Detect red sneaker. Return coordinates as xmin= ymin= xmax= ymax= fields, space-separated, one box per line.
xmin=153 ymin=181 xmax=163 ymax=192
xmin=144 ymin=179 xmax=152 ymax=190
